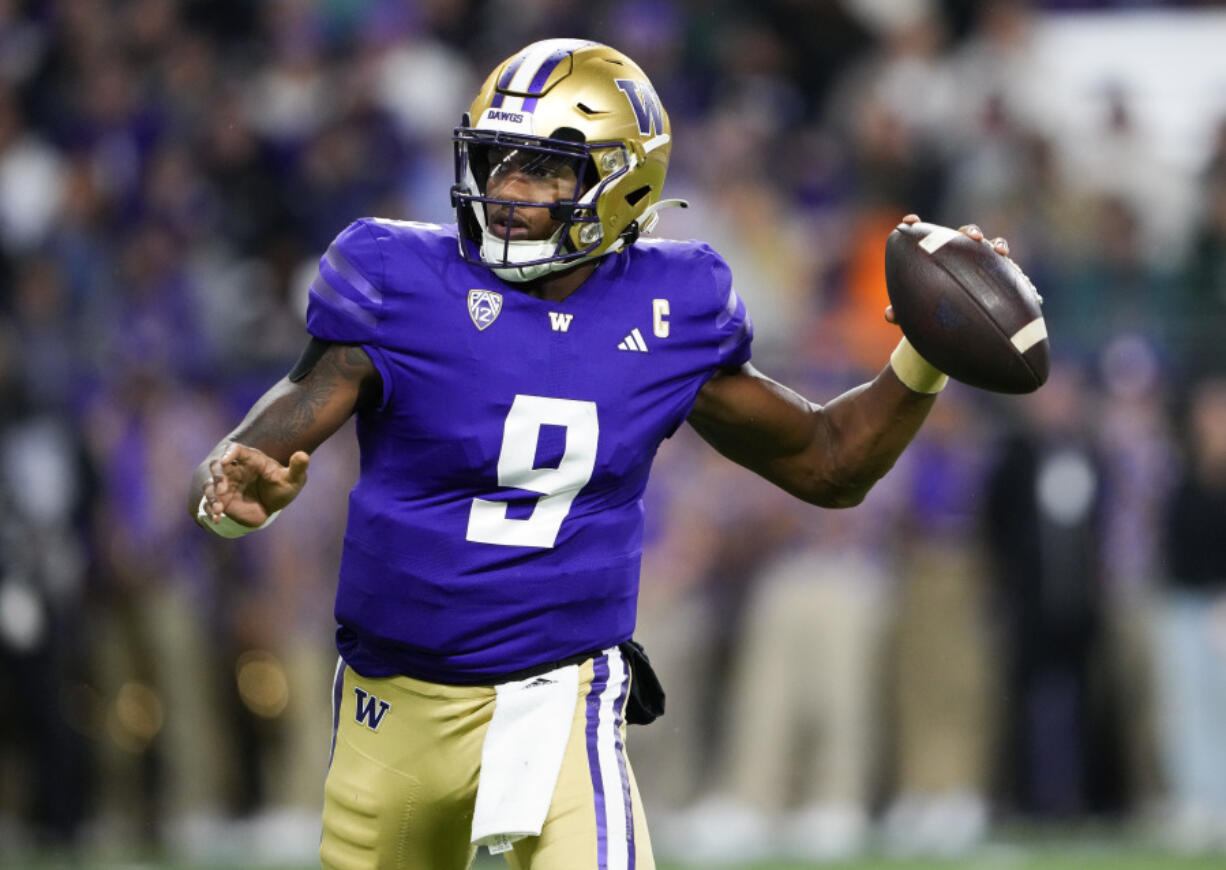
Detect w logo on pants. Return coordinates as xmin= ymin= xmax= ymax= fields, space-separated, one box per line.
xmin=354 ymin=687 xmax=391 ymax=731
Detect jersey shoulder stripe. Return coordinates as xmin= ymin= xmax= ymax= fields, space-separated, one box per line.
xmin=323 ymin=244 xmax=382 ymax=307
xmin=307 ymin=219 xmax=387 ymax=343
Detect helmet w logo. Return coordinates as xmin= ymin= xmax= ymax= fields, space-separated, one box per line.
xmin=615 ymin=79 xmax=664 ymax=137
xmin=353 ymin=687 xmax=391 ymax=731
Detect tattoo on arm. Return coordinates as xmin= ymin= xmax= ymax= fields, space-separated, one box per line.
xmin=241 ymin=344 xmax=377 ymax=454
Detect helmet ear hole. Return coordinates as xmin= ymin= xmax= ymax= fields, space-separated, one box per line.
xmin=625 ymin=185 xmax=650 ymax=206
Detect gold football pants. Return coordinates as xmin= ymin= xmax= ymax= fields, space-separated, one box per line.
xmin=319 ymin=650 xmax=654 ymax=870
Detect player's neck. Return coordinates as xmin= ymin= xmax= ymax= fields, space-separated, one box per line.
xmin=516 ymin=259 xmax=599 ymax=302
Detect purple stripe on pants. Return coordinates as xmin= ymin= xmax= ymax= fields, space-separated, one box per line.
xmin=586 ymin=654 xmax=610 ymax=869
xmin=327 ymin=660 xmax=345 ymax=768
xmin=613 ymin=663 xmax=635 ymax=869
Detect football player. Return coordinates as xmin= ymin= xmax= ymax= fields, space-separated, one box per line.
xmin=190 ymin=38 xmax=1008 ymax=870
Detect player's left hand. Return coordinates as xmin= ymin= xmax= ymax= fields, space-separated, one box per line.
xmin=884 ymin=214 xmax=1011 ymax=324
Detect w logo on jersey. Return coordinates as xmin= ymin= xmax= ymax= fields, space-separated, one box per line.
xmin=615 ymin=79 xmax=664 ymax=136
xmin=549 ymin=312 xmax=573 ymax=332
xmin=353 ymin=687 xmax=391 ymax=731
xmin=468 ymin=289 xmax=503 ymax=331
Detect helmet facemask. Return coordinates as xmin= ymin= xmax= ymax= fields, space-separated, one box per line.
xmin=452 ymin=127 xmax=633 ymax=282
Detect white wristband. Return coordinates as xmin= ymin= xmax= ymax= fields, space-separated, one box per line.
xmin=197 ymin=495 xmax=281 ymax=539
xmin=889 ymin=337 xmax=948 ymax=394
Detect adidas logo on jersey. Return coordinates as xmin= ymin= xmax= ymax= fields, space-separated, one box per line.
xmin=618 ymin=328 xmax=649 ymax=352
xmin=549 ymin=312 xmax=573 ymax=332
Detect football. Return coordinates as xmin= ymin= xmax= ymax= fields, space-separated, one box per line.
xmin=884 ymin=220 xmax=1049 ymax=394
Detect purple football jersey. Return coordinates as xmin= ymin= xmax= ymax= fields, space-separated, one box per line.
xmin=306 ymin=219 xmax=752 ymax=683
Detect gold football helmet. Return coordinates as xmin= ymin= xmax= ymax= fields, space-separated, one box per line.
xmin=452 ymin=39 xmax=685 ymax=282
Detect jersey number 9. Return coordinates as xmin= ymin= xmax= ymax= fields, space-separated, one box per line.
xmin=466 ymin=395 xmax=599 ymax=548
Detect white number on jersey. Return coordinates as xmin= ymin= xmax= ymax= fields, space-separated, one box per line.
xmin=466 ymin=395 xmax=599 ymax=548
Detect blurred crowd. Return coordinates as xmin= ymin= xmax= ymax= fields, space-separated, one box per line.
xmin=3 ymin=0 xmax=1226 ymax=865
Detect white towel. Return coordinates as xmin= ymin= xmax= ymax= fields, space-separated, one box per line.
xmin=470 ymin=663 xmax=580 ymax=854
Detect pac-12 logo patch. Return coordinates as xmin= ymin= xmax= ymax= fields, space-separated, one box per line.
xmin=468 ymin=289 xmax=503 ymax=331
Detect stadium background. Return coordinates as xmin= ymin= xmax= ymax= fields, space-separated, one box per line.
xmin=3 ymin=0 xmax=1226 ymax=867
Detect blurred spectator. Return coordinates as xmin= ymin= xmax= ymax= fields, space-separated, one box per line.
xmin=0 ymin=84 xmax=65 ymax=254
xmin=10 ymin=256 xmax=82 ymax=410
xmin=824 ymin=2 xmax=952 ymax=215
xmin=1050 ymin=194 xmax=1177 ymax=357
xmin=244 ymin=0 xmax=328 ymax=150
xmin=1181 ymin=118 xmax=1226 ymax=373
xmin=985 ymin=361 xmax=1122 ymax=818
xmin=1064 ymin=85 xmax=1189 ymax=267
xmin=1155 ymin=375 xmax=1226 ymax=852
xmin=0 ymin=322 xmax=93 ymax=852
xmin=0 ymin=0 xmax=47 ymax=90
xmin=1095 ymin=334 xmax=1176 ymax=818
xmin=882 ymin=386 xmax=995 ymax=858
xmin=101 ymin=222 xmax=208 ymax=379
xmin=196 ymin=85 xmax=292 ymax=256
xmin=947 ymin=0 xmax=1050 ymax=140
xmin=85 ymin=371 xmax=239 ymax=856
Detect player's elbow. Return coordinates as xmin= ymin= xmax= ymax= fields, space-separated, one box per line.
xmin=826 ymin=487 xmax=870 ymax=509
xmin=787 ymin=461 xmax=874 ymax=508
xmin=801 ymin=419 xmax=900 ymax=507
xmin=804 ymin=480 xmax=870 ymax=509
xmin=800 ymin=449 xmax=894 ymax=507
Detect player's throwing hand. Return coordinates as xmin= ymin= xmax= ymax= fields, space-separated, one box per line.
xmin=200 ymin=443 xmax=310 ymax=528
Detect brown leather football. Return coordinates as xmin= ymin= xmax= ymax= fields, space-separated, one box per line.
xmin=884 ymin=221 xmax=1049 ymax=394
